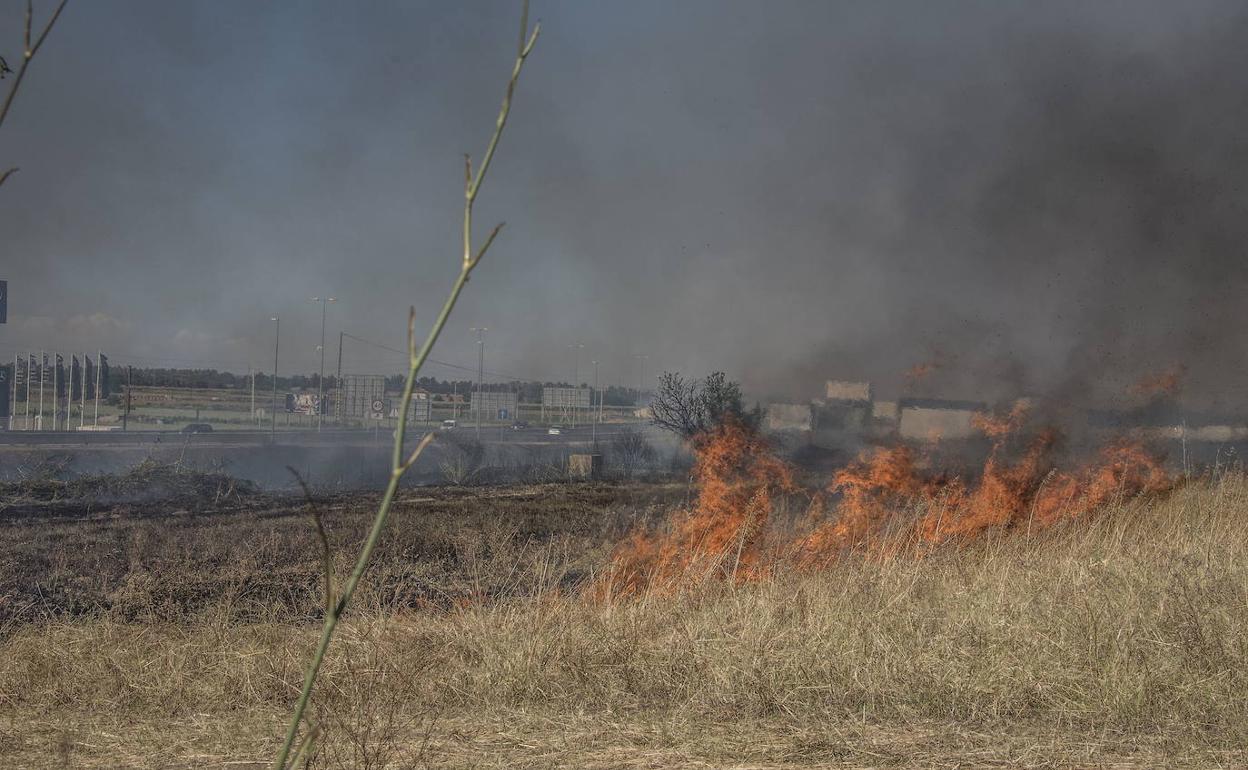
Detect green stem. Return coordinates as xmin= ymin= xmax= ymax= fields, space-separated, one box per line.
xmin=271 ymin=6 xmax=539 ymax=767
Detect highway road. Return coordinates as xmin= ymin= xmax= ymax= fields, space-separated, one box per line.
xmin=0 ymin=423 xmax=657 ymax=451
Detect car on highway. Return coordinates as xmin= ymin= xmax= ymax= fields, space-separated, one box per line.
xmin=547 ymin=425 xmax=563 ymax=435
xmin=181 ymin=423 xmax=214 ymax=434
xmin=441 ymin=419 xmax=457 ymax=430
xmin=510 ymin=420 xmax=530 ymax=430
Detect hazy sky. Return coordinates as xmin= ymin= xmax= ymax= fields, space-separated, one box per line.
xmin=3 ymin=1 xmax=1248 ymax=407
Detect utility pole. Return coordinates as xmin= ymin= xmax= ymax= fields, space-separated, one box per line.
xmin=336 ymin=330 xmax=344 ymax=427
xmin=633 ymin=353 xmax=648 ymax=406
xmin=311 ymin=296 xmax=336 ymax=432
xmin=270 ymin=317 xmax=280 ymax=440
xmin=471 ymin=327 xmax=487 ymax=439
xmin=124 ymin=365 xmax=132 ymax=431
xmin=569 ymin=342 xmax=583 ymax=427
xmin=592 ymin=359 xmax=599 ymax=447
xmin=249 ymin=365 xmax=255 ymax=428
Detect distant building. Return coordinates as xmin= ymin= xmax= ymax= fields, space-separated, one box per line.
xmin=472 ymin=390 xmax=519 ymax=421
xmin=825 ymin=380 xmax=872 ymax=403
xmin=764 ymin=403 xmax=812 ymax=432
xmin=872 ymin=400 xmax=899 ymax=424
xmin=898 ymin=397 xmax=986 ymax=441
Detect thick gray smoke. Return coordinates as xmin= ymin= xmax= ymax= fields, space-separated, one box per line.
xmin=3 ymin=1 xmax=1247 ymax=411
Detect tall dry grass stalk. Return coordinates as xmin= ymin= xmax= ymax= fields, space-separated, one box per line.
xmin=271 ymin=5 xmax=541 ymax=767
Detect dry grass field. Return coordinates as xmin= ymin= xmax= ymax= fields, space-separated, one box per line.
xmin=2 ymin=465 xmax=1247 ymax=768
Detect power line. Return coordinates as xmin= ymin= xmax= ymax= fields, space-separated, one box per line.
xmin=339 ymin=332 xmax=545 ymax=382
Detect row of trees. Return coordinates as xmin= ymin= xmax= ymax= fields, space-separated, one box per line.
xmin=100 ymin=367 xmax=647 ymax=405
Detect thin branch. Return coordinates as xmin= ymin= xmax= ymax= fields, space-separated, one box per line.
xmin=518 ymin=0 xmax=529 ymax=57
xmin=0 ymin=0 xmax=70 ymax=136
xmin=471 ymin=221 xmax=505 ymax=268
xmin=288 ymin=724 xmax=320 ymax=770
xmin=29 ymin=0 xmax=68 ymax=57
xmin=287 ymin=466 xmax=333 ymax=616
xmin=400 ymin=431 xmax=436 ymax=473
xmin=271 ymin=5 xmax=539 ymax=768
xmin=0 ymin=167 xmax=16 ymax=188
xmin=406 ymin=305 xmax=417 ymax=364
xmin=467 ymin=17 xmax=540 ymax=201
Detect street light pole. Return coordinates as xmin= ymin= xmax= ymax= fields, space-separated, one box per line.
xmin=336 ymin=331 xmax=344 ymax=427
xmin=569 ymin=342 xmax=583 ymax=427
xmin=471 ymin=327 xmax=487 ymax=439
xmin=633 ymin=353 xmax=648 ymax=406
xmin=270 ymin=317 xmax=280 ymax=440
xmin=312 ymin=296 xmax=336 ymax=432
xmin=592 ymin=359 xmax=599 ymax=447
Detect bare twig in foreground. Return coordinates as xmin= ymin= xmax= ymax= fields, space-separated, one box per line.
xmin=271 ymin=5 xmax=540 ymax=768
xmin=0 ymin=0 xmax=70 ymax=189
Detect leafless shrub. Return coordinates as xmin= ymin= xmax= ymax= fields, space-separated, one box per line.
xmin=608 ymin=427 xmax=655 ymax=479
xmin=438 ymin=434 xmax=486 ymax=486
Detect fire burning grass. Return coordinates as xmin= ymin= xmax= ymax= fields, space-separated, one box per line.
xmin=607 ymin=408 xmax=1177 ymax=592
xmin=2 ymin=429 xmax=1245 ymax=767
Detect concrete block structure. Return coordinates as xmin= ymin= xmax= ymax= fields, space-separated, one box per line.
xmin=826 ymin=380 xmax=873 ymax=403
xmin=765 ymin=402 xmax=813 ymax=432
xmin=898 ymin=398 xmax=986 ymax=440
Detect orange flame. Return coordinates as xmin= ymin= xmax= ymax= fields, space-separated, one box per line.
xmin=604 ymin=406 xmax=1176 ymax=594
xmin=605 ymin=420 xmax=796 ymax=595
xmin=1132 ymin=365 xmax=1186 ymax=399
xmin=904 ymin=361 xmax=936 ymax=385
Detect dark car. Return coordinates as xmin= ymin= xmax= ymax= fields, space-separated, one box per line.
xmin=181 ymin=423 xmax=214 ymax=434
xmin=510 ymin=420 xmax=530 ymax=430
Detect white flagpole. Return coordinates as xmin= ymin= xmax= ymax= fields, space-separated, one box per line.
xmin=51 ymin=355 xmax=58 ymax=431
xmin=37 ymin=350 xmax=44 ymax=431
xmin=80 ymin=353 xmax=86 ymax=429
xmin=93 ymin=350 xmax=101 ymax=428
xmin=66 ymin=355 xmax=72 ymax=428
xmin=63 ymin=354 xmax=69 ymax=430
xmin=25 ymin=353 xmax=31 ymax=430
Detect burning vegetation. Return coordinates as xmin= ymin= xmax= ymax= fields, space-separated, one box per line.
xmin=606 ymin=421 xmax=795 ymax=594
xmin=608 ymin=403 xmax=1175 ymax=592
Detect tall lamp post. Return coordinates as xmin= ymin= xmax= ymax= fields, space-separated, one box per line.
xmin=569 ymin=342 xmax=583 ymax=427
xmin=471 ymin=326 xmax=487 ymax=439
xmin=633 ymin=353 xmax=648 ymax=406
xmin=591 ymin=359 xmax=600 ymax=447
xmin=270 ymin=317 xmax=280 ymax=440
xmin=311 ymin=296 xmax=336 ymax=431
